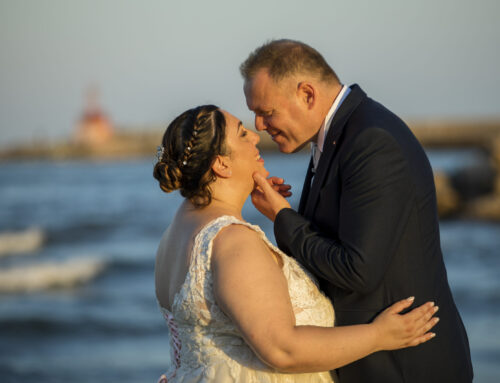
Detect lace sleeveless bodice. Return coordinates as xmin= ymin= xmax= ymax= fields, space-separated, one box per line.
xmin=158 ymin=215 xmax=337 ymax=382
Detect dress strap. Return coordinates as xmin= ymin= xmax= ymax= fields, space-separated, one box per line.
xmin=158 ymin=310 xmax=181 ymax=382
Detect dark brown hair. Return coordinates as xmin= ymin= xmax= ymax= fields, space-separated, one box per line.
xmin=153 ymin=105 xmax=228 ymax=207
xmin=240 ymin=39 xmax=339 ymax=84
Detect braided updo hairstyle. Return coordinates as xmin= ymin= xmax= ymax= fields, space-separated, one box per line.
xmin=153 ymin=105 xmax=229 ymax=208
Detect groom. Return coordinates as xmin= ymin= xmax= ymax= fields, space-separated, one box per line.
xmin=241 ymin=39 xmax=473 ymax=382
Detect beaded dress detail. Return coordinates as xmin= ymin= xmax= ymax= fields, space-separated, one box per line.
xmin=158 ymin=215 xmax=337 ymax=382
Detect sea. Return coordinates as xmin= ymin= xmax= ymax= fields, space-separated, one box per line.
xmin=0 ymin=151 xmax=499 ymax=382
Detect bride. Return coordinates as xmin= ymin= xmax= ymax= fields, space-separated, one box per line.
xmin=153 ymin=105 xmax=438 ymax=382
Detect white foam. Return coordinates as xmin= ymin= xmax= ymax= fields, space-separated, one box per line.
xmin=0 ymin=257 xmax=106 ymax=293
xmin=0 ymin=228 xmax=45 ymax=256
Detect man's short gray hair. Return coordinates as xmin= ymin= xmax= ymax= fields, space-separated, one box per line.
xmin=240 ymin=39 xmax=339 ymax=84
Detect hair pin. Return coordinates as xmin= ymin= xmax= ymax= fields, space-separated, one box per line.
xmin=156 ymin=146 xmax=165 ymax=161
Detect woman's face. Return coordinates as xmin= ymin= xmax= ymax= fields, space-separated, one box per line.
xmin=221 ymin=110 xmax=269 ymax=182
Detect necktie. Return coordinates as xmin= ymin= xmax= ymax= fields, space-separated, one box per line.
xmin=311 ymin=143 xmax=321 ymax=172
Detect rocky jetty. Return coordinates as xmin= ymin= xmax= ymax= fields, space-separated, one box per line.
xmin=410 ymin=121 xmax=500 ymax=220
xmin=434 ymin=172 xmax=461 ymax=218
xmin=459 ymin=134 xmax=500 ymax=220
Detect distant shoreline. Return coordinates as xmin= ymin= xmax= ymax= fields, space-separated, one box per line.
xmin=2 ymin=120 xmax=500 ymax=221
xmin=1 ymin=120 xmax=499 ymax=161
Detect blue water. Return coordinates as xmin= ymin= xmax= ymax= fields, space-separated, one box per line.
xmin=0 ymin=152 xmax=499 ymax=382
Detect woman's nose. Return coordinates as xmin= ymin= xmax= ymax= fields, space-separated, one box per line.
xmin=252 ymin=130 xmax=260 ymax=144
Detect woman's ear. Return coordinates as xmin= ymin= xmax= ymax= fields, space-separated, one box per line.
xmin=211 ymin=155 xmax=232 ymax=178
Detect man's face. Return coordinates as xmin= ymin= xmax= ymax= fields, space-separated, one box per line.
xmin=244 ymin=69 xmax=315 ymax=153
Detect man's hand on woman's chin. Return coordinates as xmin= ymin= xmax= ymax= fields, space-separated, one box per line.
xmin=251 ymin=172 xmax=292 ymax=222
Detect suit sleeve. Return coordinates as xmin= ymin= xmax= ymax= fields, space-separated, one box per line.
xmin=275 ymin=128 xmax=414 ymax=294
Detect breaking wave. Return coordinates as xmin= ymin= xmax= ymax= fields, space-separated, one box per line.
xmin=0 ymin=257 xmax=106 ymax=293
xmin=0 ymin=227 xmax=45 ymax=256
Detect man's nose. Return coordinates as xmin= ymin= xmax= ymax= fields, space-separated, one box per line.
xmin=254 ymin=115 xmax=266 ymax=131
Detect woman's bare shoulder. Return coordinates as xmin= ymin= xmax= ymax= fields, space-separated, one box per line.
xmin=212 ymin=223 xmax=263 ymax=254
xmin=212 ymin=221 xmax=284 ymax=267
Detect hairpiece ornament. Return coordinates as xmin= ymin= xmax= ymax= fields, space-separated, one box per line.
xmin=156 ymin=145 xmax=165 ymax=161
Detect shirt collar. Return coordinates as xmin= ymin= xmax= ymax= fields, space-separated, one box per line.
xmin=314 ymin=84 xmax=350 ymax=153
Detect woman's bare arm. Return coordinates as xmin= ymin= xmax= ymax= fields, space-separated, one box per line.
xmin=212 ymin=224 xmax=438 ymax=373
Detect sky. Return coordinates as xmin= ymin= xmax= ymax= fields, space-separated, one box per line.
xmin=0 ymin=0 xmax=499 ymax=147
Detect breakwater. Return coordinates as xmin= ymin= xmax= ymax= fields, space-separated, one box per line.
xmin=409 ymin=121 xmax=500 ymax=220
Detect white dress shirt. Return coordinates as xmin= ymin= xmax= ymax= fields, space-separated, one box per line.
xmin=311 ymin=85 xmax=351 ymax=171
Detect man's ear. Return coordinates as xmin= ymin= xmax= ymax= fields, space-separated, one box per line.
xmin=297 ymin=82 xmax=316 ymax=110
xmin=212 ymin=155 xmax=232 ymax=178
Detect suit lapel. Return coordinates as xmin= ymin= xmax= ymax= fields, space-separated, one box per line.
xmin=303 ymin=84 xmax=367 ymax=218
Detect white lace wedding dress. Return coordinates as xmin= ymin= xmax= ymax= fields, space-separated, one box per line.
xmin=158 ymin=215 xmax=337 ymax=382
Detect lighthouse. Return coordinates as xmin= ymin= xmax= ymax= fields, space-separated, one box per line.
xmin=74 ymin=87 xmax=114 ymax=145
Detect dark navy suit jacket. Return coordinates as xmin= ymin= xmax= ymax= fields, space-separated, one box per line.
xmin=275 ymin=84 xmax=473 ymax=382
